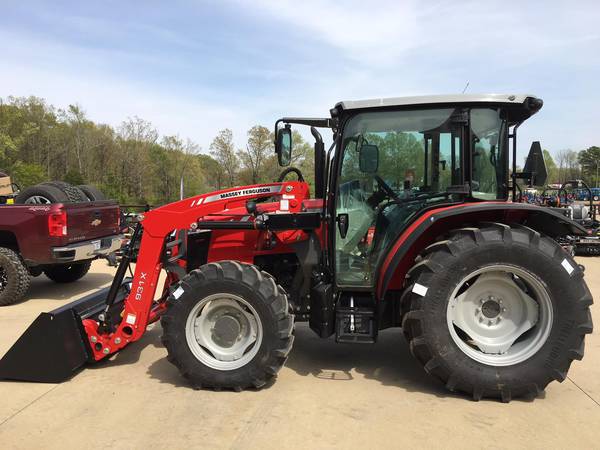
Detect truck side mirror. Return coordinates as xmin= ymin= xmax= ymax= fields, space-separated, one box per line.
xmin=359 ymin=144 xmax=379 ymax=173
xmin=276 ymin=126 xmax=292 ymax=166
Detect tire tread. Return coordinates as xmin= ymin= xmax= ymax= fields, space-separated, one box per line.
xmin=402 ymin=224 xmax=593 ymax=402
xmin=161 ymin=260 xmax=293 ymax=391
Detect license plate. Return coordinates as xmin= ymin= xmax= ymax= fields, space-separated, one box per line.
xmin=579 ymin=239 xmax=599 ymax=244
xmin=92 ymin=240 xmax=101 ymax=251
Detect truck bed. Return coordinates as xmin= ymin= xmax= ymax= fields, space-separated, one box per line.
xmin=0 ymin=201 xmax=121 ymax=265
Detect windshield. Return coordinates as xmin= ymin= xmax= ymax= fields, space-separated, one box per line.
xmin=341 ymin=108 xmax=464 ymax=196
xmin=335 ymin=108 xmax=465 ymax=287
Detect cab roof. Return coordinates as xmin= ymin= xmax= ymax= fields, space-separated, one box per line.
xmin=334 ymin=94 xmax=543 ymax=124
xmin=336 ymin=94 xmax=539 ymax=110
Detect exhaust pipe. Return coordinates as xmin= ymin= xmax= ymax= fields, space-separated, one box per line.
xmin=0 ymin=285 xmax=125 ymax=383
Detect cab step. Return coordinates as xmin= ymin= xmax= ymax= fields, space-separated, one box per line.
xmin=335 ymin=295 xmax=376 ymax=344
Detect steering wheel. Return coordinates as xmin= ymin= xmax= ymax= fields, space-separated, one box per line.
xmin=374 ymin=174 xmax=401 ymax=203
xmin=277 ymin=167 xmax=305 ymax=182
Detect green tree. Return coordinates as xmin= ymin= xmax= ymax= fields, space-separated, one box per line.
xmin=579 ymin=146 xmax=600 ymax=187
xmin=10 ymin=161 xmax=46 ymax=187
xmin=210 ymin=129 xmax=239 ymax=187
xmin=197 ymin=153 xmax=225 ymax=191
xmin=239 ymin=125 xmax=272 ymax=184
xmin=64 ymin=169 xmax=85 ymax=185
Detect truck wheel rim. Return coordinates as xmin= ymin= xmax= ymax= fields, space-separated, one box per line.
xmin=185 ymin=293 xmax=263 ymax=371
xmin=446 ymin=265 xmax=553 ymax=366
xmin=24 ymin=195 xmax=52 ymax=204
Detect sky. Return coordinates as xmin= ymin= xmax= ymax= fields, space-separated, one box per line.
xmin=1 ymin=0 xmax=599 ymax=162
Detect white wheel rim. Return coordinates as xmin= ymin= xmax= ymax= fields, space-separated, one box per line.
xmin=185 ymin=293 xmax=263 ymax=371
xmin=446 ymin=265 xmax=553 ymax=366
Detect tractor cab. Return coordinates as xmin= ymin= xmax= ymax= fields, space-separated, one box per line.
xmin=276 ymin=95 xmax=543 ymax=287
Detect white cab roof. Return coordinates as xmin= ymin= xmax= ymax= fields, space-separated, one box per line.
xmin=337 ymin=94 xmax=537 ymax=110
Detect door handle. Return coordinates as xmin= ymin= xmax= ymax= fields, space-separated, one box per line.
xmin=337 ymin=213 xmax=349 ymax=239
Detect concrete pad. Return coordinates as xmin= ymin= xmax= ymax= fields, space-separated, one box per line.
xmin=0 ymin=258 xmax=599 ymax=449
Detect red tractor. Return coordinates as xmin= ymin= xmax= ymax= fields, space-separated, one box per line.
xmin=0 ymin=94 xmax=593 ymax=401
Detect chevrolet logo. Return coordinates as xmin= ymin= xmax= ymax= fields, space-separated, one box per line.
xmin=91 ymin=219 xmax=102 ymax=227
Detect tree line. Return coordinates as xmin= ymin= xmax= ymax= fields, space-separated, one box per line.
xmin=0 ymin=96 xmax=314 ymax=205
xmin=1 ymin=96 xmax=598 ymax=206
xmin=542 ymin=147 xmax=600 ymax=188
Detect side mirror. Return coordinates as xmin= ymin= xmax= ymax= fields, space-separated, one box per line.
xmin=523 ymin=141 xmax=548 ymax=187
xmin=359 ymin=144 xmax=379 ymax=173
xmin=276 ymin=126 xmax=292 ymax=166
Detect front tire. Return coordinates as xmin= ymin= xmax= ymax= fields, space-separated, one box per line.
xmin=0 ymin=247 xmax=31 ymax=306
xmin=44 ymin=261 xmax=92 ymax=283
xmin=402 ymin=224 xmax=593 ymax=402
xmin=161 ymin=261 xmax=294 ymax=390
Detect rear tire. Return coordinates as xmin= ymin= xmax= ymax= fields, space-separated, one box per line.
xmin=44 ymin=261 xmax=92 ymax=283
xmin=0 ymin=247 xmax=31 ymax=306
xmin=402 ymin=224 xmax=593 ymax=402
xmin=161 ymin=261 xmax=294 ymax=390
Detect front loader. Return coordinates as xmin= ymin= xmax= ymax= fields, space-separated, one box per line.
xmin=0 ymin=94 xmax=593 ymax=401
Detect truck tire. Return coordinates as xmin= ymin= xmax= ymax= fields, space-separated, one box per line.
xmin=0 ymin=247 xmax=31 ymax=306
xmin=161 ymin=261 xmax=294 ymax=390
xmin=77 ymin=185 xmax=105 ymax=201
xmin=14 ymin=184 xmax=70 ymax=204
xmin=44 ymin=261 xmax=92 ymax=283
xmin=41 ymin=182 xmax=88 ymax=203
xmin=401 ymin=224 xmax=593 ymax=402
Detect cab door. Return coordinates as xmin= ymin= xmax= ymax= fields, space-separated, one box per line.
xmin=332 ymin=108 xmax=465 ymax=290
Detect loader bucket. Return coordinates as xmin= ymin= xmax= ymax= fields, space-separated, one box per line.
xmin=0 ymin=287 xmax=109 ymax=383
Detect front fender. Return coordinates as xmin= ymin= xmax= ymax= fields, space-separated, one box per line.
xmin=376 ymin=202 xmax=587 ymax=299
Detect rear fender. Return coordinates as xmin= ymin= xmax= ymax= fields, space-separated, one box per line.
xmin=377 ymin=202 xmax=587 ymax=299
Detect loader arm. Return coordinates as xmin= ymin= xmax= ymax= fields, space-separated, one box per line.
xmin=0 ymin=181 xmax=312 ymax=381
xmin=84 ymin=181 xmax=310 ymax=361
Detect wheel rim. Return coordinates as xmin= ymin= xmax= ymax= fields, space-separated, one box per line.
xmin=185 ymin=293 xmax=263 ymax=371
xmin=446 ymin=265 xmax=553 ymax=366
xmin=24 ymin=195 xmax=52 ymax=204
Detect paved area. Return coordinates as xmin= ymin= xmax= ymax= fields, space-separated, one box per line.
xmin=0 ymin=258 xmax=599 ymax=449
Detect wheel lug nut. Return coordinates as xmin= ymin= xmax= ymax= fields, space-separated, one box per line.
xmin=502 ymin=307 xmax=506 ymax=312
xmin=487 ymin=320 xmax=492 ymax=326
